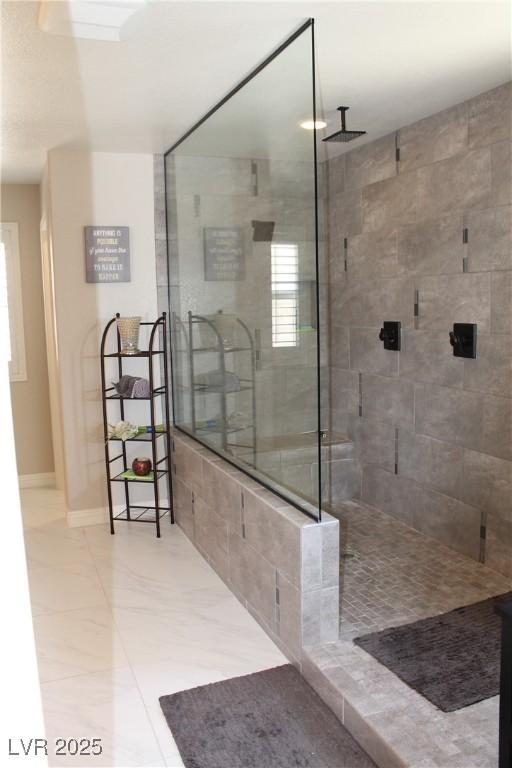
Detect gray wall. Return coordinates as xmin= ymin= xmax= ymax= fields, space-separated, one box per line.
xmin=3 ymin=184 xmax=54 ymax=476
xmin=327 ymin=81 xmax=512 ymax=576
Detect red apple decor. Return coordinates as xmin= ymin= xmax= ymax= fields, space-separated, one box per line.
xmin=132 ymin=457 xmax=152 ymax=476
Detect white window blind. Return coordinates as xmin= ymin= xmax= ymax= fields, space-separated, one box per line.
xmin=271 ymin=243 xmax=298 ymax=348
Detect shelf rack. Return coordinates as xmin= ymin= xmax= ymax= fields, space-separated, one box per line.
xmin=100 ymin=313 xmax=174 ymax=537
xmin=188 ymin=311 xmax=256 ymax=464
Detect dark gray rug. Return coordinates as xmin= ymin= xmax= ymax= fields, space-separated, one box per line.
xmin=354 ymin=591 xmax=512 ymax=712
xmin=159 ymin=664 xmax=375 ymax=768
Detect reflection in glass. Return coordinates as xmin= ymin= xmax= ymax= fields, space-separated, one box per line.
xmin=165 ymin=22 xmax=322 ymax=518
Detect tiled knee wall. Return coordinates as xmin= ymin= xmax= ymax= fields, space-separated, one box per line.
xmin=171 ymin=430 xmax=340 ymax=661
xmin=327 ymin=81 xmax=512 ymax=575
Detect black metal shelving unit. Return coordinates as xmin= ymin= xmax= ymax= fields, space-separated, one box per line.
xmin=100 ymin=312 xmax=173 ymax=538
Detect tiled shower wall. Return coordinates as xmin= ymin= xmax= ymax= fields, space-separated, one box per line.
xmin=327 ymin=81 xmax=512 ymax=576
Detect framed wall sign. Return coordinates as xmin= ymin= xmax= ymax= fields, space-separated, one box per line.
xmin=85 ymin=226 xmax=130 ymax=283
xmin=204 ymin=227 xmax=245 ymax=281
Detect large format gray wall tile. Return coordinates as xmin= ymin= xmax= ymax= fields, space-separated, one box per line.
xmin=327 ymin=154 xmax=345 ymax=197
xmin=330 ymin=325 xmax=350 ymax=369
xmin=336 ymin=276 xmax=414 ymax=329
xmin=398 ymin=430 xmax=464 ymax=498
xmin=349 ymin=414 xmax=396 ymax=473
xmin=173 ymin=476 xmax=194 ymax=541
xmin=400 ymin=330 xmax=464 ymax=388
xmin=463 ymin=449 xmax=512 ymax=520
xmin=330 ymin=188 xmax=363 ymax=240
xmin=468 ymin=82 xmax=512 ymax=149
xmin=397 ymin=214 xmax=464 ymax=275
xmin=463 ymin=449 xmax=512 ymax=576
xmin=491 ymin=271 xmax=512 ymax=333
xmin=243 ymin=488 xmax=303 ymax=587
xmin=201 ymin=457 xmax=242 ymax=529
xmin=228 ymin=530 xmax=275 ymax=629
xmin=361 ymin=374 xmax=414 ymax=429
xmin=417 ymin=148 xmax=492 ymax=218
xmin=463 ymin=333 xmax=512 ymax=396
xmin=415 ymin=383 xmax=512 ymax=460
xmin=331 ymin=369 xmax=359 ymax=431
xmin=486 ymin=513 xmax=512 ymax=577
xmin=361 ymin=464 xmax=415 ymax=527
xmin=398 ymin=102 xmax=468 ymax=172
xmin=344 ymin=133 xmax=397 ymax=191
xmin=347 ymin=230 xmax=401 ymax=280
xmin=362 ymin=171 xmax=419 ymax=232
xmin=490 ymin=141 xmax=512 ymax=206
xmin=350 ymin=327 xmax=399 ymax=377
xmin=362 ymin=465 xmax=481 ymax=558
xmin=416 ymin=273 xmax=491 ymax=331
xmin=194 ymin=493 xmax=229 ymax=581
xmin=414 ymin=484 xmax=482 ymax=560
xmin=466 ymin=205 xmax=512 ymax=272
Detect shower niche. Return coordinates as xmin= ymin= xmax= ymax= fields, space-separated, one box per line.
xmin=164 ymin=20 xmax=326 ymax=519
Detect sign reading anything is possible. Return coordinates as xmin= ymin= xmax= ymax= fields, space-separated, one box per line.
xmin=204 ymin=227 xmax=245 ymax=281
xmin=85 ymin=226 xmax=130 ymax=283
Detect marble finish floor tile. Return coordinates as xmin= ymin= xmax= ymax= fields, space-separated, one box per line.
xmin=27 ymin=560 xmax=108 ymax=617
xmin=40 ymin=667 xmax=163 ymax=767
xmin=22 ymin=488 xmax=287 ymax=768
xmin=33 ymin=607 xmax=129 ymax=683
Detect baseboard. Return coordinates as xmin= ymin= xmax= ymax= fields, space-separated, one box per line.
xmin=19 ymin=472 xmax=56 ymax=489
xmin=67 ymin=507 xmax=108 ymax=527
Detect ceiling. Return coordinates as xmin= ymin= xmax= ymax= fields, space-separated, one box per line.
xmin=1 ymin=0 xmax=511 ymax=182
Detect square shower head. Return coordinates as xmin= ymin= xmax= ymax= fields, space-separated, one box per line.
xmin=323 ymin=129 xmax=367 ymax=143
xmin=322 ymin=106 xmax=366 ymax=143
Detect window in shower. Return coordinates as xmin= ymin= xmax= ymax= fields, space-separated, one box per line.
xmin=164 ymin=20 xmax=322 ymax=520
xmin=271 ymin=243 xmax=298 ymax=348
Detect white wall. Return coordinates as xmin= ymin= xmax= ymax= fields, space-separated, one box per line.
xmin=44 ymin=150 xmax=158 ymax=517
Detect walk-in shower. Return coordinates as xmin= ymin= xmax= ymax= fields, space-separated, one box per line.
xmin=159 ymin=14 xmax=512 ymax=765
xmin=164 ymin=19 xmax=325 ymax=518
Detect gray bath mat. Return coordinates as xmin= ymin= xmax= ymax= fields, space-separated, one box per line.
xmin=159 ymin=664 xmax=375 ymax=768
xmin=354 ymin=591 xmax=512 ymax=712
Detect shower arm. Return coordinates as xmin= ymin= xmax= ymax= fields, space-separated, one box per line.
xmin=338 ymin=106 xmax=349 ymax=131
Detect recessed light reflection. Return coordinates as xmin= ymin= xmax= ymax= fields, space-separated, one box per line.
xmin=300 ymin=120 xmax=327 ymax=130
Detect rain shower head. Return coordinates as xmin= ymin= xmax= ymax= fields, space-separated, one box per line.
xmin=322 ymin=106 xmax=366 ymax=143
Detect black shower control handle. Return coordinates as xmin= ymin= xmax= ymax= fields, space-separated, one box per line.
xmin=449 ymin=323 xmax=477 ymax=358
xmin=379 ymin=321 xmax=401 ymax=351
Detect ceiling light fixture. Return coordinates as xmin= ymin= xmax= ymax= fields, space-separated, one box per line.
xmin=300 ymin=120 xmax=327 ymax=131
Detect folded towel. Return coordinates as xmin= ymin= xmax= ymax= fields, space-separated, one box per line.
xmin=112 ymin=375 xmax=151 ymax=398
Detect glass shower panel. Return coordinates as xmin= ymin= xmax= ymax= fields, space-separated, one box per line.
xmin=165 ymin=22 xmax=321 ymax=519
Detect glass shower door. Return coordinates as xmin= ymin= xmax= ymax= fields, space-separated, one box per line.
xmin=165 ymin=20 xmax=322 ymax=519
